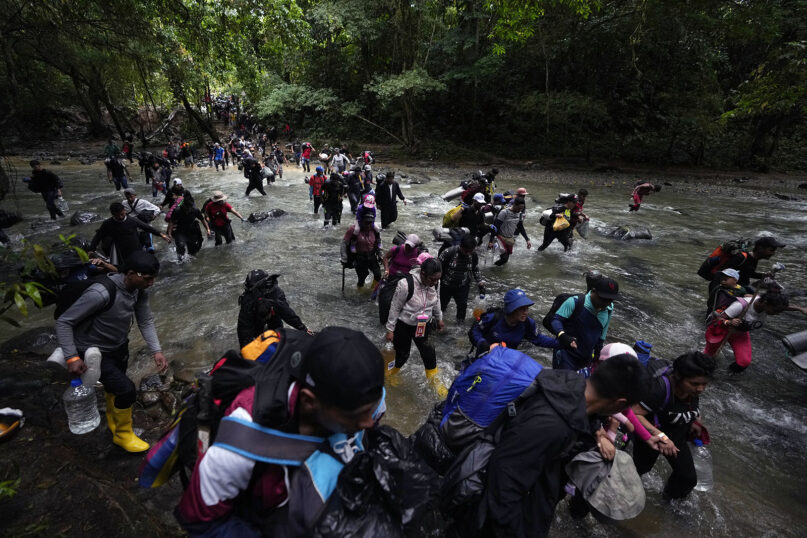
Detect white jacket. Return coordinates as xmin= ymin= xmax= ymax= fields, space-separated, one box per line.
xmin=385 ymin=267 xmax=442 ymax=332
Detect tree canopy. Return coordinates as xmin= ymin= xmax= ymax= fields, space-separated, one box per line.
xmin=1 ymin=0 xmax=805 ymax=169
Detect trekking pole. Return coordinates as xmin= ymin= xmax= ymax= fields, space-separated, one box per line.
xmin=341 ymin=264 xmax=346 ymax=293
xmin=712 ymin=263 xmax=785 ymax=357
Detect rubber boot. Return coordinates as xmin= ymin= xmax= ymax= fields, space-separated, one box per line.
xmin=109 ymin=403 xmax=150 ymax=453
xmin=385 ymin=366 xmax=402 ymax=387
xmin=104 ymin=393 xmax=116 ymax=437
xmin=425 ymin=368 xmax=448 ymax=399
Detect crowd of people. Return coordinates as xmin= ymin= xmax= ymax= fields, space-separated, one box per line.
xmin=26 ymin=125 xmax=806 ymax=538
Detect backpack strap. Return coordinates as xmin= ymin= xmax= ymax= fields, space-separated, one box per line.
xmin=213 ymin=416 xmax=323 ymax=466
xmin=405 ymin=273 xmax=415 ymax=302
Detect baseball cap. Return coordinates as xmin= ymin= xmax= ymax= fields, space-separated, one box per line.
xmin=516 ymin=187 xmax=529 ymax=196
xmin=173 ymin=178 xmax=183 ymax=186
xmin=503 ymin=288 xmax=534 ymax=314
xmin=473 ymin=192 xmax=486 ymax=203
xmin=755 ymin=236 xmax=785 ymax=249
xmin=493 ymin=193 xmax=505 ymax=204
xmin=598 ymin=343 xmax=637 ymax=362
xmin=363 ymin=194 xmax=375 ymax=208
xmin=123 ymin=188 xmax=136 ymax=196
xmin=404 ymin=234 xmax=420 ymax=247
xmin=302 ymin=327 xmax=384 ymax=410
xmin=720 ymin=268 xmax=740 ymax=280
xmin=29 ymin=159 xmax=40 ymax=167
xmin=593 ymin=277 xmax=619 ymax=299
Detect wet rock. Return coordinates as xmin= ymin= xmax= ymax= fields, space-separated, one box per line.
xmin=30 ymin=219 xmax=57 ymax=231
xmin=798 ymin=183 xmax=807 ymax=189
xmin=70 ymin=210 xmax=101 ymax=226
xmin=0 ymin=376 xmax=47 ymax=396
xmin=248 ymin=209 xmax=287 ymax=223
xmin=171 ymin=360 xmax=200 ymax=384
xmin=50 ymin=160 xmax=61 ymax=165
xmin=607 ymin=226 xmax=653 ymax=241
xmin=139 ymin=391 xmax=161 ymax=407
xmin=79 ymin=157 xmax=95 ymax=165
xmin=732 ymin=177 xmax=751 ymax=183
xmin=593 ymin=165 xmax=621 ymax=173
xmin=0 ymin=326 xmax=57 ymax=357
xmin=160 ymin=392 xmax=178 ymax=415
xmin=664 ymin=182 xmax=673 ymax=186
xmin=139 ymin=372 xmax=172 ymax=392
xmin=0 ymin=209 xmax=23 ymax=229
xmin=773 ymin=193 xmax=801 ymax=201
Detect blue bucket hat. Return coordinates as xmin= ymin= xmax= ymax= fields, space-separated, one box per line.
xmin=504 ymin=289 xmax=534 ymax=314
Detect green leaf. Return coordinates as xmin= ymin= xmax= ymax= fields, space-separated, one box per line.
xmin=24 ymin=282 xmax=43 ymax=308
xmin=13 ymin=292 xmax=27 ymax=317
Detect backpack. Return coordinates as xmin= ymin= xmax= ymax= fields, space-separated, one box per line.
xmin=697 ymin=238 xmax=751 ymax=281
xmin=645 ymin=359 xmax=674 ymax=424
xmin=378 ymin=273 xmax=415 ymax=326
xmin=139 ymin=328 xmax=316 ymax=488
xmin=53 ymin=275 xmax=118 ymax=320
xmin=542 ymin=293 xmax=586 ymax=334
xmin=539 ymin=208 xmax=553 ymax=226
xmin=442 ymin=204 xmax=464 ymax=227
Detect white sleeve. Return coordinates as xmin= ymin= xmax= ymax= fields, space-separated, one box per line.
xmin=723 ymin=299 xmax=744 ymax=318
xmin=198 ymin=407 xmax=257 ymax=506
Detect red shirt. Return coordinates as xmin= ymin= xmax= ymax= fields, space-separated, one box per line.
xmin=302 ymin=146 xmax=313 ymax=159
xmin=309 ymin=174 xmax=325 ymax=196
xmin=205 ymin=202 xmax=233 ymax=227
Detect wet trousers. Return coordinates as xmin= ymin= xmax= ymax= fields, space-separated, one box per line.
xmin=440 ymin=283 xmax=470 ymax=322
xmin=633 ymin=420 xmax=697 ymax=499
xmin=392 ymin=320 xmax=437 ymax=370
xmin=78 ymin=342 xmax=135 ymax=409
xmin=537 ymin=226 xmax=572 ymax=251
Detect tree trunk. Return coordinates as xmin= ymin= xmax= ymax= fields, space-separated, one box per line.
xmin=73 ymin=79 xmax=109 ymax=137
xmin=180 ymin=93 xmax=219 ymax=143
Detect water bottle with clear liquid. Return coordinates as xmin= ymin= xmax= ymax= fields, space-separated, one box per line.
xmin=63 ymin=378 xmax=100 ymax=434
xmin=691 ymin=438 xmax=714 ymax=491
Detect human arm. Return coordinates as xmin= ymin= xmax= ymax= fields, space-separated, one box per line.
xmin=469 ymin=313 xmax=494 ymax=352
xmin=274 ymin=290 xmax=307 ymax=332
xmin=134 ymin=290 xmax=166 ymax=370
xmin=631 ymin=403 xmax=680 ymax=456
xmin=515 ymin=220 xmax=530 ymax=245
xmin=526 ymin=319 xmax=560 ymax=349
xmin=382 ymin=247 xmax=395 ymax=276
xmin=471 ymin=252 xmax=482 ymax=285
xmin=395 ymin=184 xmax=406 ymax=202
xmin=133 ymin=215 xmax=171 ymax=242
xmin=196 ymin=210 xmax=212 ymax=236
xmin=55 ymin=285 xmax=110 ymax=374
xmin=229 ymin=207 xmax=245 ymax=221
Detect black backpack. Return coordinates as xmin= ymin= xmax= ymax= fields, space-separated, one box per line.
xmin=541 ymin=293 xmax=586 ymax=334
xmin=53 ymin=275 xmax=118 ymax=320
xmin=378 ymin=273 xmax=415 ymax=326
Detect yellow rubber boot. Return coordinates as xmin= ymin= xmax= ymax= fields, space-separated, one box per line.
xmin=425 ymin=368 xmax=448 ymax=399
xmin=104 ymin=393 xmax=117 ymax=436
xmin=385 ymin=366 xmax=402 ymax=387
xmin=109 ymin=404 xmax=150 ymax=453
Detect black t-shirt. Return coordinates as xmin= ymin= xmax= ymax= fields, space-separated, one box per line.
xmin=108 ymin=159 xmax=126 ymax=177
xmin=171 ymin=207 xmax=204 ymax=234
xmin=639 ymin=373 xmax=700 ymax=428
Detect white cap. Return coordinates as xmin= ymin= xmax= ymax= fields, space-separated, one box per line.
xmin=598 ymin=343 xmax=637 ymax=362
xmin=173 ymin=178 xmax=183 ymax=186
xmin=404 ymin=234 xmax=420 ymax=247
xmin=473 ymin=192 xmax=486 ymax=203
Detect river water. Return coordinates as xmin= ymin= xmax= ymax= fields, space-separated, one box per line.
xmin=2 ymin=155 xmax=806 ymax=537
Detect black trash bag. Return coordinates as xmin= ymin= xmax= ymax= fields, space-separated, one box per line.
xmin=410 ymin=402 xmax=455 ymax=475
xmin=247 ymin=209 xmax=287 ymax=223
xmin=312 ymin=425 xmax=440 ymax=538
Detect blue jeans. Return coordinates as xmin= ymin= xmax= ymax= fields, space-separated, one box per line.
xmin=112 ymin=176 xmax=128 ymax=190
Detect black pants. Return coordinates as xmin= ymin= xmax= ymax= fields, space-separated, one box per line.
xmin=313 ymin=195 xmax=323 ymax=215
xmin=82 ymin=342 xmax=135 ymax=409
xmin=214 ymin=159 xmax=226 ymax=171
xmin=633 ymin=421 xmax=697 ymax=499
xmin=380 ymin=204 xmax=398 ymax=229
xmin=324 ymin=202 xmax=341 ymax=225
xmin=211 ymin=222 xmax=235 ymax=245
xmin=537 ymin=226 xmax=572 ymax=251
xmin=245 ymin=178 xmax=266 ymax=196
xmin=392 ymin=320 xmax=437 ymax=370
xmin=42 ymin=190 xmax=64 ymax=219
xmin=355 ymin=252 xmax=381 ymax=286
xmin=175 ymin=228 xmax=203 ymax=259
xmin=440 ymin=283 xmax=470 ymax=322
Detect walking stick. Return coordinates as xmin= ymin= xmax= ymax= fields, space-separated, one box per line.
xmin=341 ymin=264 xmax=346 ymax=293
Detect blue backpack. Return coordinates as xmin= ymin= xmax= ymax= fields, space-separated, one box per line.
xmin=440 ymin=346 xmax=543 ymax=452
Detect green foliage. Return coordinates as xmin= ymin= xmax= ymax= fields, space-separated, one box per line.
xmin=370 ymin=69 xmax=447 ymax=105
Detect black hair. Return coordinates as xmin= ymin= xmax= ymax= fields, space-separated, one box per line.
xmin=110 ymin=202 xmax=125 ymax=214
xmin=673 ymin=351 xmax=716 ymax=379
xmin=460 ymin=234 xmax=476 ymax=250
xmin=589 ymin=354 xmax=645 ymax=405
xmin=120 ymin=251 xmax=160 ymax=275
xmin=578 ymin=188 xmax=588 ymax=196
xmin=654 ymin=185 xmax=662 ymax=192
xmin=759 ymin=292 xmax=789 ymax=309
xmin=421 ymin=257 xmax=442 ymax=276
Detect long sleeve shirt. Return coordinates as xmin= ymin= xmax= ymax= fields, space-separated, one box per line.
xmin=438 ymin=246 xmax=481 ymax=288
xmin=494 ymin=208 xmax=529 ymax=241
xmin=55 ymin=273 xmax=161 ymax=358
xmin=385 ymin=268 xmax=442 ymax=332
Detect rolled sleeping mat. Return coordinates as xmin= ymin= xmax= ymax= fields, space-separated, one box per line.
xmin=442 ymin=186 xmax=465 ymax=201
xmin=782 ymin=329 xmax=807 ymax=356
xmin=789 ymin=352 xmax=807 ymax=371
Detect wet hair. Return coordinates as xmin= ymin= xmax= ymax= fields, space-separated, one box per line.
xmin=589 ymin=354 xmax=645 ymax=405
xmin=759 ymin=292 xmax=789 ymax=309
xmin=673 ymin=351 xmax=716 ymax=379
xmin=421 ymin=258 xmax=442 ymax=276
xmin=110 ymin=202 xmax=125 ymax=214
xmin=460 ymin=234 xmax=476 ymax=250
xmin=654 ymin=185 xmax=662 ymax=192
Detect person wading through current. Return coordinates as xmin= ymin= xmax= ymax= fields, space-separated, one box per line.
xmin=203 ymin=191 xmax=244 ymax=246
xmin=488 ymin=198 xmax=531 ymax=266
xmin=375 ymin=171 xmax=407 ymax=229
xmin=28 ymin=160 xmax=65 ymax=219
xmin=90 ymin=202 xmax=170 ymax=265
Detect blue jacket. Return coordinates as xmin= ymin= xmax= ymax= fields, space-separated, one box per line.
xmin=470 ymin=310 xmax=558 ymax=354
xmin=550 ymin=292 xmax=612 ymax=369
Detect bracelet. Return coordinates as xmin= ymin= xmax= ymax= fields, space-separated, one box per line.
xmin=657 ymin=432 xmax=668 ymax=440
xmin=66 ymin=356 xmax=81 ymax=364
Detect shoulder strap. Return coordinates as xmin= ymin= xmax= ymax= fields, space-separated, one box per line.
xmin=214 ymin=416 xmax=323 ymax=466
xmin=571 ymin=293 xmax=586 ymax=319
xmin=405 ymin=273 xmax=415 ymax=302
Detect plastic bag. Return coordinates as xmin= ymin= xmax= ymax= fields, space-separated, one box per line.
xmin=55 ymin=197 xmax=69 ymax=213
xmin=411 ymin=402 xmax=456 ymax=475
xmin=552 ymin=214 xmax=570 ymax=231
xmin=312 ymin=425 xmax=440 ymax=538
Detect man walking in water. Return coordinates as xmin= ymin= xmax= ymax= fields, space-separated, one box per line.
xmin=629 ymin=181 xmax=661 ymax=211
xmin=28 ymin=160 xmax=64 ymax=220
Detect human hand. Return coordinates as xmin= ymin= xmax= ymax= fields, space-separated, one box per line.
xmin=726 ymin=318 xmax=742 ymax=327
xmin=487 ymin=242 xmax=494 ymax=250
xmin=162 ymin=233 xmax=172 ymax=243
xmin=385 ymin=331 xmax=394 ymax=342
xmin=67 ymin=357 xmax=87 ymax=376
xmin=153 ymin=352 xmax=168 ymax=372
xmin=526 ymin=241 xmax=532 ymax=249
xmin=437 ymin=320 xmax=445 ymax=332
xmin=597 ymin=431 xmax=616 ymax=461
xmin=558 ymin=333 xmax=577 ymax=350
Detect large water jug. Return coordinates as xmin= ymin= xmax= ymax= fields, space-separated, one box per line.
xmin=63 ymin=379 xmax=100 ymax=434
xmin=692 ymin=439 xmax=714 ymax=492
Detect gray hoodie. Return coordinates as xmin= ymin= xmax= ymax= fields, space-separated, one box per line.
xmin=55 ymin=273 xmax=161 ymax=358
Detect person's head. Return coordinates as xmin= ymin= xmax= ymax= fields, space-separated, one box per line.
xmin=404 ymin=234 xmax=420 ymax=252
xmin=334 ymin=148 xmax=341 ymax=155
xmin=387 ymin=170 xmax=395 ymax=180
xmin=515 ymin=187 xmax=529 ymax=198
xmin=360 ymin=214 xmax=375 ymax=231
xmin=563 ymin=196 xmax=577 ymax=209
xmin=753 ymin=236 xmax=785 ymax=260
xmin=757 ymin=292 xmax=789 ymax=315
xmin=590 ymin=277 xmax=619 ymax=309
xmin=315 ymin=166 xmax=324 ymax=176
xmin=297 ymin=327 xmax=384 ymax=436
xmin=460 ymin=234 xmax=476 ymax=255
xmin=211 ymin=190 xmax=227 ymax=204
xmin=504 ymin=288 xmax=534 ymax=323
xmin=720 ymin=268 xmax=740 ymax=288
xmin=123 ymin=188 xmax=136 ymax=203
xmin=30 ymin=159 xmax=41 ymax=171
xmin=120 ymin=251 xmax=160 ymax=291
xmin=362 ymin=194 xmax=375 ymax=209
xmin=578 ymin=188 xmax=588 ymax=201
xmin=472 ymin=192 xmax=486 ymax=207
xmin=172 ymin=178 xmax=183 ymax=192
xmin=420 ymin=257 xmax=442 ymax=286
xmin=671 ymin=351 xmax=715 ymax=400
xmin=493 ymin=193 xmax=505 ymax=205
xmin=584 ymin=270 xmax=603 ymax=292
xmin=109 ymin=202 xmax=126 ymax=221
xmin=511 ymin=198 xmax=525 ymax=213
xmin=586 ymin=354 xmax=645 ymax=416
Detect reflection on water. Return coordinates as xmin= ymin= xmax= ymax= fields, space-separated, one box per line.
xmin=3 ymin=157 xmax=807 ymax=536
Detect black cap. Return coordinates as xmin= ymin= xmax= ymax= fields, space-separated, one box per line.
xmin=755 ymin=236 xmax=785 ymax=249
xmin=301 ymin=327 xmax=384 ymax=410
xmin=120 ymin=251 xmax=160 ymax=275
xmin=593 ymin=277 xmax=619 ymax=299
xmin=30 ymin=160 xmax=40 ymax=167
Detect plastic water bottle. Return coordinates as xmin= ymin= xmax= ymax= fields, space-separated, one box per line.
xmin=381 ymin=341 xmax=396 ymax=371
xmin=63 ymin=379 xmax=100 ymax=434
xmin=472 ymin=294 xmax=488 ymax=320
xmin=691 ymin=439 xmax=714 ymax=491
